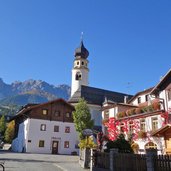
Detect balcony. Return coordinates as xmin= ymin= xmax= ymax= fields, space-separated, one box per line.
xmin=116 ymin=99 xmax=165 ymax=121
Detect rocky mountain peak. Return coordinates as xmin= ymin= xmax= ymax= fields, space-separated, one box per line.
xmin=0 ymin=78 xmax=71 ymax=105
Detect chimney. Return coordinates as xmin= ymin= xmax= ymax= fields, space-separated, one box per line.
xmin=124 ymin=96 xmax=128 ymax=104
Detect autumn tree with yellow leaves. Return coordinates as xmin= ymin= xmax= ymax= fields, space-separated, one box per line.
xmin=5 ymin=121 xmax=15 ymax=143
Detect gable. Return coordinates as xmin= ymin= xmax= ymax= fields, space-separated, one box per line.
xmin=12 ymin=98 xmax=75 ymax=123
xmin=151 ymin=69 xmax=171 ymax=95
xmin=29 ymin=100 xmax=74 ymax=122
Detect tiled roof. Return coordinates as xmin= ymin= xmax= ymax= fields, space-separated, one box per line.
xmin=69 ymin=85 xmax=133 ymax=105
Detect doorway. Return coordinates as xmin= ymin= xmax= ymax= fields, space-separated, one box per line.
xmin=52 ymin=141 xmax=58 ymax=154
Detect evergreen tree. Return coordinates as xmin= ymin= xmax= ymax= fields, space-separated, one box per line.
xmin=73 ymin=98 xmax=94 ymax=139
xmin=4 ymin=120 xmax=15 ymax=143
xmin=0 ymin=115 xmax=6 ymax=138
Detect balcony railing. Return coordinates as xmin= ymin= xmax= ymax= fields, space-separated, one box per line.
xmin=116 ymin=99 xmax=165 ymax=120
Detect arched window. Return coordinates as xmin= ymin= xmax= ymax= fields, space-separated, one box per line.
xmin=145 ymin=142 xmax=157 ymax=149
xmin=75 ymin=72 xmax=82 ymax=80
xmin=81 ymin=61 xmax=84 ymax=65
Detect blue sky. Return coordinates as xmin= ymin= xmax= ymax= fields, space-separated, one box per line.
xmin=0 ymin=0 xmax=171 ymax=95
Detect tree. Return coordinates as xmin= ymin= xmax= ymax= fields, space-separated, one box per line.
xmin=4 ymin=120 xmax=15 ymax=143
xmin=73 ymin=98 xmax=94 ymax=139
xmin=0 ymin=115 xmax=6 ymax=138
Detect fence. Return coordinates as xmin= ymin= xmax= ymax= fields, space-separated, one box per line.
xmin=91 ymin=149 xmax=171 ymax=171
xmin=154 ymin=155 xmax=171 ymax=171
xmin=92 ymin=150 xmax=146 ymax=171
xmin=93 ymin=151 xmax=110 ymax=170
xmin=113 ymin=153 xmax=146 ymax=171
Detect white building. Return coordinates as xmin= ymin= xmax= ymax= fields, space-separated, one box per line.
xmin=12 ymin=99 xmax=79 ymax=155
xmin=102 ymin=68 xmax=171 ymax=154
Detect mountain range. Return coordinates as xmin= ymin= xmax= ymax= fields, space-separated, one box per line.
xmin=0 ymin=78 xmax=70 ymax=107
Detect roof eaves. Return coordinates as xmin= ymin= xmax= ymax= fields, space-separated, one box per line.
xmin=150 ymin=69 xmax=171 ymax=95
xmin=128 ymin=87 xmax=154 ymax=103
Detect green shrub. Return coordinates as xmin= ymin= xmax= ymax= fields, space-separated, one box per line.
xmin=105 ymin=134 xmax=133 ymax=153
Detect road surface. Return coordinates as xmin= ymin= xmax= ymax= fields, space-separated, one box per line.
xmin=0 ymin=150 xmax=80 ymax=171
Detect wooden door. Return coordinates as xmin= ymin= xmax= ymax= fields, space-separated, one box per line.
xmin=52 ymin=141 xmax=58 ymax=154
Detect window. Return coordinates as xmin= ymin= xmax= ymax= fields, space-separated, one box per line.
xmin=54 ymin=110 xmax=60 ymax=117
xmin=77 ymin=61 xmax=79 ymax=65
xmin=75 ymin=72 xmax=82 ymax=80
xmin=129 ymin=121 xmax=134 ymax=133
xmin=28 ymin=140 xmax=31 ymax=143
xmin=120 ymin=122 xmax=125 ymax=133
xmin=104 ymin=110 xmax=109 ymax=120
xmin=40 ymin=124 xmax=46 ymax=131
xmin=145 ymin=95 xmax=149 ymax=102
xmin=66 ymin=112 xmax=71 ymax=118
xmin=81 ymin=61 xmax=84 ymax=65
xmin=152 ymin=117 xmax=158 ymax=131
xmin=64 ymin=141 xmax=69 ymax=148
xmin=54 ymin=125 xmax=59 ymax=132
xmin=137 ymin=97 xmax=141 ymax=104
xmin=42 ymin=109 xmax=48 ymax=115
xmin=39 ymin=140 xmax=44 ymax=147
xmin=65 ymin=127 xmax=70 ymax=133
xmin=140 ymin=119 xmax=146 ymax=132
xmin=168 ymin=89 xmax=171 ymax=101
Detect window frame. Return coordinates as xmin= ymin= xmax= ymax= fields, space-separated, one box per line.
xmin=104 ymin=110 xmax=109 ymax=120
xmin=64 ymin=141 xmax=69 ymax=148
xmin=145 ymin=94 xmax=149 ymax=102
xmin=129 ymin=121 xmax=134 ymax=133
xmin=54 ymin=125 xmax=59 ymax=132
xmin=120 ymin=122 xmax=125 ymax=133
xmin=39 ymin=140 xmax=45 ymax=147
xmin=168 ymin=89 xmax=171 ymax=101
xmin=140 ymin=119 xmax=146 ymax=132
xmin=54 ymin=110 xmax=61 ymax=117
xmin=66 ymin=112 xmax=71 ymax=118
xmin=65 ymin=126 xmax=70 ymax=133
xmin=151 ymin=117 xmax=158 ymax=131
xmin=40 ymin=124 xmax=46 ymax=131
xmin=42 ymin=109 xmax=48 ymax=115
xmin=137 ymin=97 xmax=141 ymax=104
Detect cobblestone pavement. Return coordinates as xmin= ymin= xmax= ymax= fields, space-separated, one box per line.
xmin=0 ymin=150 xmax=89 ymax=171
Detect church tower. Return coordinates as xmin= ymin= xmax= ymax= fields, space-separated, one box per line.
xmin=71 ymin=40 xmax=89 ymax=97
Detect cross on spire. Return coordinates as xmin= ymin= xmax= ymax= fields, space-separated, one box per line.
xmin=81 ymin=32 xmax=83 ymax=41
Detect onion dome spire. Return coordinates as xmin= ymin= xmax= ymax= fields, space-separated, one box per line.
xmin=74 ymin=33 xmax=89 ymax=59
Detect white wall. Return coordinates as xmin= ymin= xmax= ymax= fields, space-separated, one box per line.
xmin=12 ymin=119 xmax=29 ymax=152
xmin=12 ymin=118 xmax=79 ymax=155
